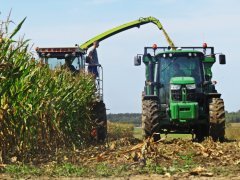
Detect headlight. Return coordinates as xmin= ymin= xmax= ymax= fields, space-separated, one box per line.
xmin=186 ymin=84 xmax=196 ymax=89
xmin=170 ymin=84 xmax=181 ymax=90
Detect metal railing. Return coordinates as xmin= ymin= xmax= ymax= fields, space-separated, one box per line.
xmin=86 ymin=64 xmax=104 ymax=102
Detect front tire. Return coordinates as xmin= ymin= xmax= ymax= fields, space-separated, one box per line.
xmin=209 ymin=98 xmax=225 ymax=142
xmin=142 ymin=99 xmax=160 ymax=141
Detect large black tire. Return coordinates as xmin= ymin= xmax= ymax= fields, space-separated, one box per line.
xmin=195 ymin=125 xmax=209 ymax=142
xmin=209 ymin=98 xmax=225 ymax=142
xmin=142 ymin=99 xmax=160 ymax=141
xmin=92 ymin=101 xmax=107 ymax=142
xmin=195 ymin=125 xmax=204 ymax=142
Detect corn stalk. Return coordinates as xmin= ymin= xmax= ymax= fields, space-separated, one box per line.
xmin=0 ymin=17 xmax=96 ymax=162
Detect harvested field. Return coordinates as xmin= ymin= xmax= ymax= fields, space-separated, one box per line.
xmin=1 ymin=123 xmax=240 ymax=179
xmin=226 ymin=123 xmax=240 ymax=140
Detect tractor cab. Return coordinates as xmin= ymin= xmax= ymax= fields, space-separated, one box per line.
xmin=36 ymin=46 xmax=85 ymax=72
xmin=137 ymin=45 xmax=225 ymax=99
xmin=36 ymin=46 xmax=104 ymax=101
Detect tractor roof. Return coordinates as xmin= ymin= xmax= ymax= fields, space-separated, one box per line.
xmin=144 ymin=46 xmax=214 ymax=57
xmin=36 ymin=46 xmax=85 ymax=59
xmin=157 ymin=49 xmax=203 ymax=54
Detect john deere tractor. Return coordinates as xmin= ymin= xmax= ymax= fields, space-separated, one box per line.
xmin=135 ymin=44 xmax=226 ymax=142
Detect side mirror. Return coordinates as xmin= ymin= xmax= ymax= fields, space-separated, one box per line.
xmin=219 ymin=54 xmax=226 ymax=64
xmin=143 ymin=53 xmax=154 ymax=63
xmin=203 ymin=81 xmax=212 ymax=86
xmin=134 ymin=55 xmax=142 ymax=66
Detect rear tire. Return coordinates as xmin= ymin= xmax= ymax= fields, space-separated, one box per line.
xmin=209 ymin=98 xmax=225 ymax=142
xmin=142 ymin=99 xmax=160 ymax=141
xmin=92 ymin=101 xmax=107 ymax=142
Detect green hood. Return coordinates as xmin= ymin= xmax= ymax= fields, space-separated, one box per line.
xmin=170 ymin=77 xmax=195 ymax=85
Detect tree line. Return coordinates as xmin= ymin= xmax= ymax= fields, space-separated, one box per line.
xmin=108 ymin=110 xmax=240 ymax=125
xmin=107 ymin=113 xmax=141 ymax=126
xmin=226 ymin=110 xmax=240 ymax=123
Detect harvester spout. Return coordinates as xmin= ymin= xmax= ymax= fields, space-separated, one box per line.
xmin=80 ymin=16 xmax=175 ymax=51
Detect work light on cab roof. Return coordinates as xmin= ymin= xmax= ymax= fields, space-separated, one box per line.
xmin=36 ymin=46 xmax=84 ymax=60
xmin=152 ymin=44 xmax=158 ymax=50
xmin=203 ymin=42 xmax=208 ymax=48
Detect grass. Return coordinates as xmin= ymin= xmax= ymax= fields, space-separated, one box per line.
xmin=225 ymin=123 xmax=240 ymax=140
xmin=3 ymin=164 xmax=42 ymax=178
xmin=108 ymin=121 xmax=134 ymax=140
xmin=229 ymin=123 xmax=240 ymax=127
xmin=134 ymin=127 xmax=191 ymax=140
xmin=52 ymin=163 xmax=87 ymax=177
xmin=134 ymin=123 xmax=240 ymax=140
xmin=95 ymin=163 xmax=113 ymax=177
xmin=1 ymin=155 xmax=220 ymax=179
xmin=133 ymin=127 xmax=142 ymax=139
xmin=1 ymin=163 xmax=131 ymax=178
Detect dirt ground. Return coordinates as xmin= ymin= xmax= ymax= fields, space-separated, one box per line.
xmin=1 ymin=137 xmax=240 ymax=179
xmin=81 ymin=137 xmax=240 ymax=179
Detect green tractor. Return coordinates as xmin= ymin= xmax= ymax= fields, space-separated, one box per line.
xmin=135 ymin=44 xmax=226 ymax=142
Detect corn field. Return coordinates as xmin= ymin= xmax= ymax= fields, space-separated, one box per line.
xmin=0 ymin=17 xmax=96 ymax=162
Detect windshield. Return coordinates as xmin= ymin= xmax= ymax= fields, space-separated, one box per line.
xmin=158 ymin=55 xmax=203 ymax=85
xmin=155 ymin=55 xmax=204 ymax=104
xmin=44 ymin=57 xmax=82 ymax=70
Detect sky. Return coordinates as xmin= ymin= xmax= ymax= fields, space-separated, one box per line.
xmin=0 ymin=0 xmax=240 ymax=113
